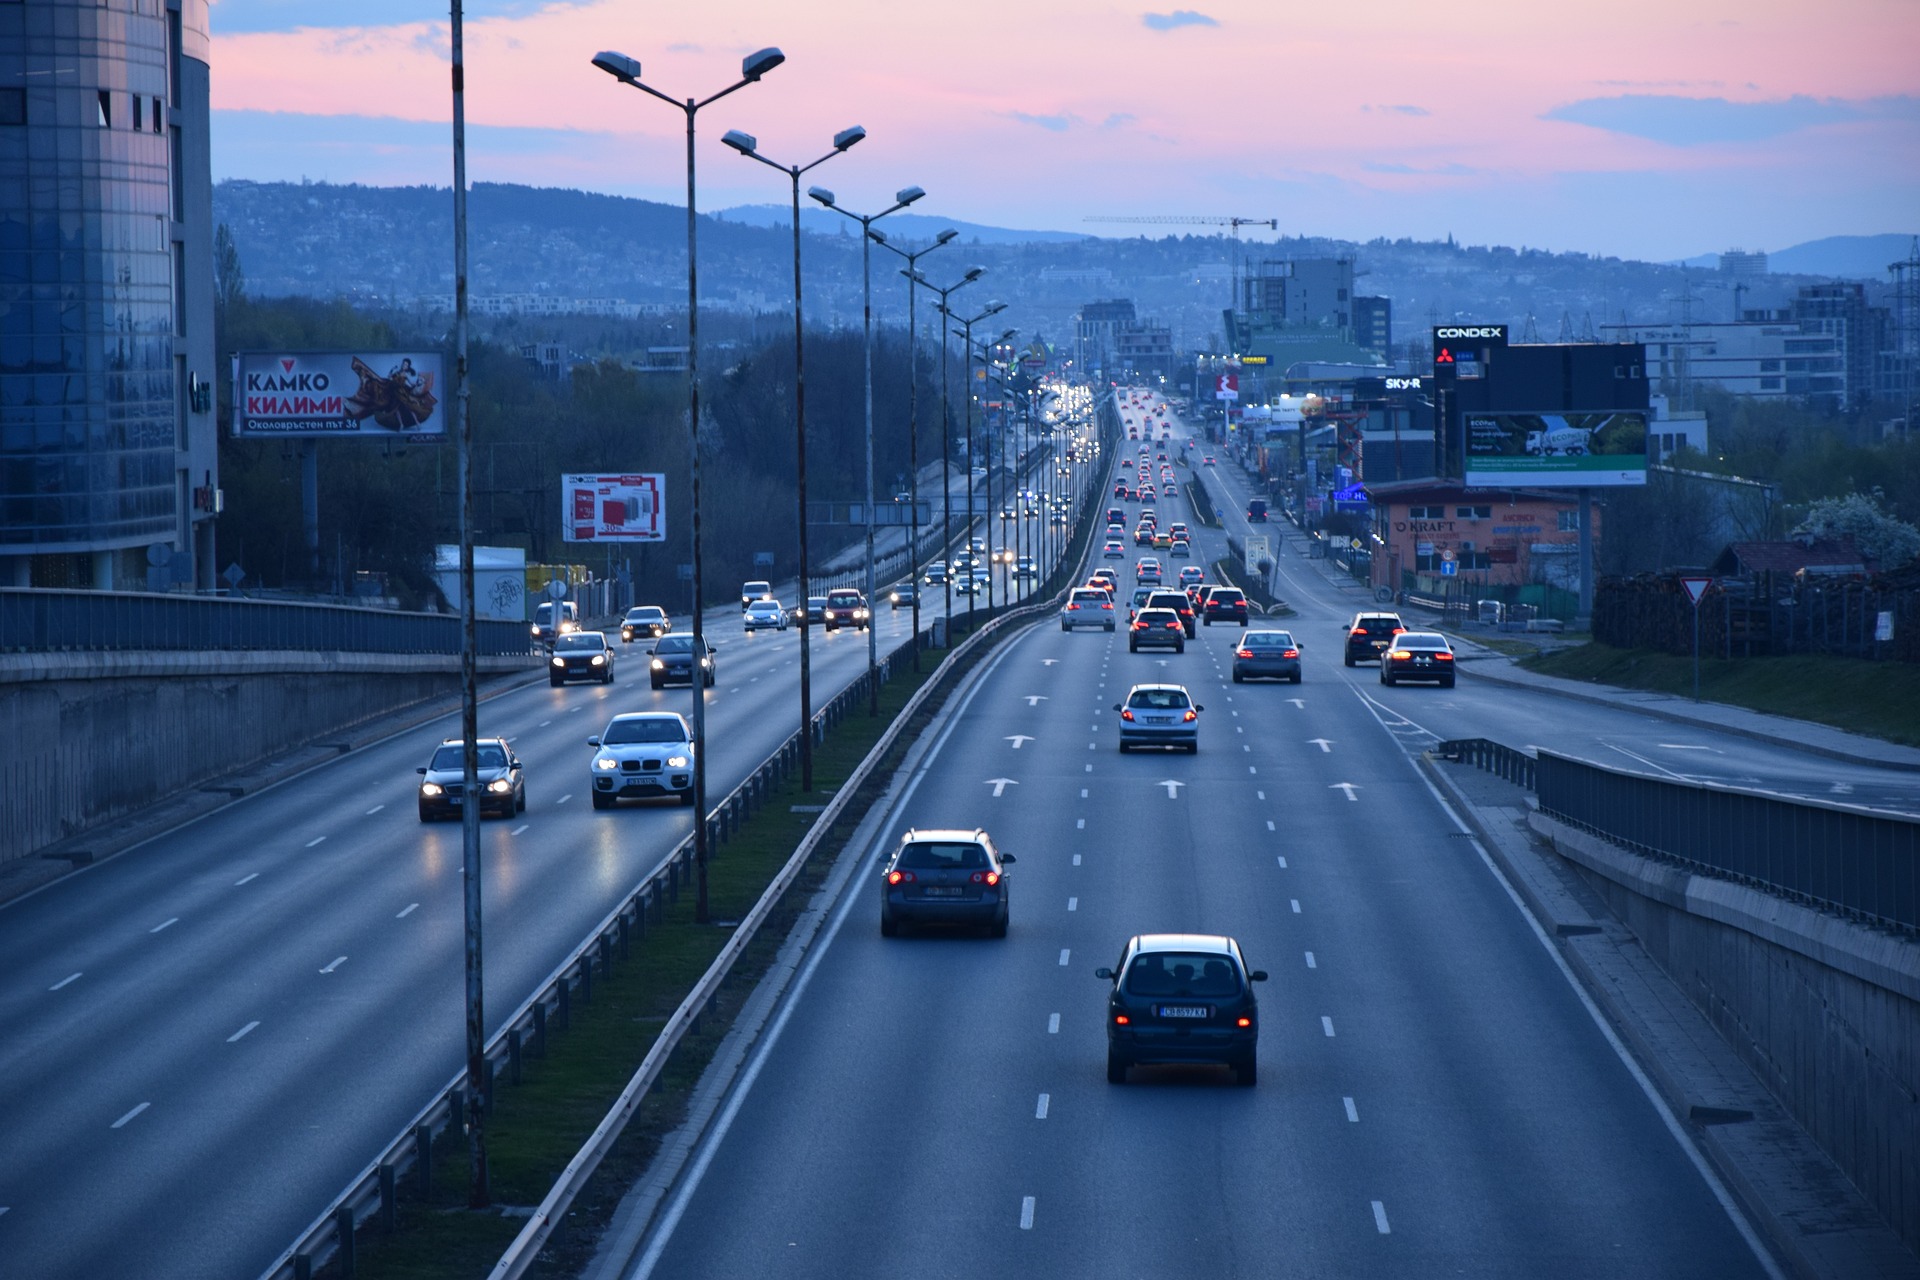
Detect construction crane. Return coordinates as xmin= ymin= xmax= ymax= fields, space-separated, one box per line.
xmin=1085 ymin=215 xmax=1279 ymax=307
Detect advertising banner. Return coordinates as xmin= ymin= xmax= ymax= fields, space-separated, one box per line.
xmin=562 ymin=473 xmax=666 ymax=543
xmin=1464 ymin=411 xmax=1647 ymax=488
xmin=233 ymin=352 xmax=445 ymax=438
xmin=1215 ymin=373 xmax=1239 ymax=401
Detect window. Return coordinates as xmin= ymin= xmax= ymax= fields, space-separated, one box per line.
xmin=97 ymin=91 xmax=112 ymax=127
xmin=1760 ymin=358 xmax=1781 ymax=373
xmin=0 ymin=89 xmax=22 ymax=126
xmin=152 ymin=97 xmax=164 ymax=132
xmin=1455 ymin=505 xmax=1490 ymax=519
xmin=1409 ymin=505 xmax=1445 ymax=519
xmin=1558 ymin=511 xmax=1582 ymax=532
xmin=132 ymin=95 xmax=142 ymax=130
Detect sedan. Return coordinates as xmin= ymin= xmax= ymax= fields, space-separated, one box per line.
xmin=1096 ymin=934 xmax=1266 ymax=1085
xmin=1114 ymin=683 xmax=1202 ymax=753
xmin=1380 ymin=631 xmax=1457 ymax=687
xmin=1103 ymin=539 xmax=1126 ymax=559
xmin=648 ymin=634 xmax=717 ymax=689
xmin=620 ymin=605 xmax=670 ymax=643
xmin=549 ymin=631 xmax=616 ymax=686
xmin=743 ymin=600 xmax=788 ymax=631
xmin=888 ymin=583 xmax=920 ymax=610
xmin=1129 ymin=607 xmax=1185 ymax=653
xmin=417 ymin=738 xmax=524 ymax=821
xmin=1203 ymin=455 xmax=1216 ymax=466
xmin=879 ymin=827 xmax=1017 ymax=937
xmin=588 ymin=712 xmax=695 ymax=809
xmin=1232 ymin=629 xmax=1301 ymax=683
xmin=1178 ymin=566 xmax=1205 ymax=588
xmin=1201 ymin=586 xmax=1248 ymax=627
xmin=923 ymin=562 xmax=949 ymax=585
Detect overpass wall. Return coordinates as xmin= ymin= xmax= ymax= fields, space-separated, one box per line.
xmin=1536 ymin=814 xmax=1920 ymax=1254
xmin=0 ymin=653 xmax=532 ymax=868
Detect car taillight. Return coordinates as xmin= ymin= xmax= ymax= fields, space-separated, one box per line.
xmin=1066 ymin=603 xmax=1079 ymax=610
xmin=1120 ymin=709 xmax=1135 ymax=721
xmin=887 ymin=870 xmax=916 ymax=885
xmin=1237 ymin=648 xmax=1254 ymax=658
xmin=1114 ymin=1014 xmax=1130 ymax=1026
xmin=1435 ymin=651 xmax=1454 ymax=660
xmin=1392 ymin=652 xmax=1411 ymax=661
xmin=971 ymin=871 xmax=1001 ymax=886
xmin=1283 ymin=649 xmax=1299 ymax=659
xmin=1236 ymin=1016 xmax=1252 ymax=1028
xmin=1392 ymin=627 xmax=1406 ymax=635
xmin=1132 ymin=620 xmax=1147 ymax=630
xmin=1166 ymin=621 xmax=1179 ymax=629
xmin=1183 ymin=709 xmax=1198 ymax=722
xmin=1351 ymin=628 xmax=1367 ymax=636
xmin=1102 ymin=602 xmax=1113 ymax=610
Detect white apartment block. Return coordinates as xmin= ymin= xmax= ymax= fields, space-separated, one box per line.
xmin=1598 ymin=319 xmax=1845 ymax=401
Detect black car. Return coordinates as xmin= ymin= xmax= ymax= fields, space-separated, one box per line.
xmin=1380 ymin=630 xmax=1457 ymax=687
xmin=620 ymin=605 xmax=670 ymax=644
xmin=1201 ymin=586 xmax=1248 ymax=627
xmin=880 ymin=828 xmax=1016 ymax=938
xmin=1144 ymin=589 xmax=1196 ymax=637
xmin=1343 ymin=611 xmax=1406 ymax=666
xmin=417 ymin=738 xmax=525 ymax=821
xmin=1097 ymin=934 xmax=1267 ymax=1085
xmin=549 ymin=631 xmax=616 ymax=686
xmin=1128 ymin=607 xmax=1185 ymax=653
xmin=648 ymin=633 xmax=717 ymax=689
xmin=888 ymin=583 xmax=920 ymax=610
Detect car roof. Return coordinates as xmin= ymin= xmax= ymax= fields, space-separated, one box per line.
xmin=607 ymin=711 xmax=687 ymax=725
xmin=1132 ymin=933 xmax=1236 ymax=956
xmin=437 ymin=736 xmax=509 ymax=747
xmin=1125 ymin=682 xmax=1191 ymax=693
xmin=900 ymin=827 xmax=990 ymax=844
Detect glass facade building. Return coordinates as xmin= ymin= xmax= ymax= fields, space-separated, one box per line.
xmin=0 ymin=0 xmax=215 ymax=590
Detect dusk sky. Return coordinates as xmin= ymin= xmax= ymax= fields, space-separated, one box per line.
xmin=207 ymin=0 xmax=1919 ymax=264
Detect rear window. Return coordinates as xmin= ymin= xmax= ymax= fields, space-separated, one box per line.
xmin=1125 ymin=952 xmax=1240 ymax=997
xmin=897 ymin=840 xmax=989 ymax=871
xmin=1072 ymin=589 xmax=1107 ymax=603
xmin=1243 ymin=632 xmax=1294 ymax=648
xmin=1126 ymin=688 xmax=1190 ymax=710
xmin=1358 ymin=615 xmax=1403 ymax=633
xmin=1146 ymin=593 xmax=1188 ymax=610
xmin=1396 ymin=635 xmax=1449 ymax=651
xmin=1209 ymin=589 xmax=1245 ymax=604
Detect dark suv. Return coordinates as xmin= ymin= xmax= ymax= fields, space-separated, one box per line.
xmin=1145 ymin=589 xmax=1196 ymax=637
xmin=1201 ymin=586 xmax=1248 ymax=627
xmin=1343 ymin=611 xmax=1406 ymax=666
xmin=1096 ymin=934 xmax=1268 ymax=1085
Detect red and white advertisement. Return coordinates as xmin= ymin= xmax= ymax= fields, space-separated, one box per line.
xmin=1215 ymin=373 xmax=1240 ymax=401
xmin=562 ymin=473 xmax=665 ymax=543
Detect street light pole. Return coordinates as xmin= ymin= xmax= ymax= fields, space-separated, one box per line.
xmin=810 ymin=185 xmax=926 ymax=715
xmin=913 ymin=268 xmax=984 ymax=636
xmin=951 ymin=319 xmax=1014 ymax=620
xmin=593 ymin=44 xmax=784 ymax=922
xmin=721 ymin=126 xmax=865 ymax=791
xmin=869 ymin=228 xmax=957 ymax=672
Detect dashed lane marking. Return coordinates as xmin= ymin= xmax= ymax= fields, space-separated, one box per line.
xmin=1277 ymin=857 xmax=1288 ymax=868
xmin=305 ymin=836 xmax=326 ymax=848
xmin=1068 ymin=897 xmax=1078 ymax=911
xmin=1048 ymin=1013 xmax=1060 ymax=1034
xmin=319 ymin=956 xmax=348 ymax=974
xmin=1291 ymin=899 xmax=1301 ymax=913
xmin=1345 ymin=1097 xmax=1359 ymax=1122
xmin=1371 ymin=1201 xmax=1390 ymax=1234
xmin=512 ymin=824 xmax=529 ymax=835
xmin=1266 ymin=820 xmax=1276 ymax=831
xmin=365 ymin=804 xmax=384 ymax=815
xmin=235 ymin=873 xmax=259 ymax=886
xmin=1058 ymin=949 xmax=1071 ymax=966
xmin=228 ymin=1021 xmax=260 ymax=1043
xmin=1020 ymin=1196 xmax=1036 ymax=1230
xmin=1305 ymin=951 xmax=1316 ymax=969
xmin=397 ymin=903 xmax=419 ymax=919
xmin=150 ymin=918 xmax=178 ymax=934
xmin=1322 ymin=1016 xmax=1336 ymax=1037
xmin=1035 ymin=1094 xmax=1050 ymax=1119
xmin=50 ymin=972 xmax=81 ymax=991
xmin=110 ymin=1102 xmax=150 ymax=1130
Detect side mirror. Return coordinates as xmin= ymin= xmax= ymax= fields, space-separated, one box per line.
xmin=1194 ymin=705 xmax=1205 ymax=713
xmin=998 ymin=852 xmax=1017 ymax=864
xmin=709 ymin=644 xmax=720 ymax=653
xmin=587 ymin=736 xmax=601 ymax=747
xmin=416 ymin=766 xmax=427 ymax=774
xmin=1112 ymin=703 xmax=1123 ymax=712
xmin=1094 ymin=967 xmax=1114 ymax=980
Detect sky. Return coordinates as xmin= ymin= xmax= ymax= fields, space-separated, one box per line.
xmin=206 ymin=0 xmax=1920 ymax=264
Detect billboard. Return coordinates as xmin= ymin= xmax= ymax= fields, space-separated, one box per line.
xmin=1464 ymin=411 xmax=1647 ymax=487
xmin=234 ymin=352 xmax=445 ymax=438
xmin=1215 ymin=373 xmax=1239 ymax=401
xmin=563 ymin=474 xmax=665 ymax=543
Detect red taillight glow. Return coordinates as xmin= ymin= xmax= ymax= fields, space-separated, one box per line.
xmin=1237 ymin=648 xmax=1254 ymax=658
xmin=1351 ymin=628 xmax=1367 ymax=636
xmin=1392 ymin=652 xmax=1412 ymax=661
xmin=1066 ymin=603 xmax=1079 ymax=610
xmin=1183 ymin=709 xmax=1198 ymax=722
xmin=1236 ymin=1016 xmax=1252 ymax=1028
xmin=1165 ymin=621 xmax=1179 ymax=629
xmin=1392 ymin=627 xmax=1407 ymax=635
xmin=1102 ymin=602 xmax=1113 ymax=610
xmin=972 ymin=871 xmax=999 ymax=886
xmin=1283 ymin=649 xmax=1299 ymax=659
xmin=1436 ymin=651 xmax=1454 ymax=660
xmin=887 ymin=869 xmax=916 ymax=885
xmin=1114 ymin=1014 xmax=1130 ymax=1025
xmin=1120 ymin=709 xmax=1135 ymax=721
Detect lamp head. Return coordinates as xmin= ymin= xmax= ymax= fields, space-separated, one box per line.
xmin=807 ymin=186 xmax=836 ymax=207
xmin=896 ymin=185 xmax=926 ymax=207
xmin=935 ymin=229 xmax=959 ymax=246
xmin=964 ymin=266 xmax=985 ymax=282
xmin=985 ymin=301 xmax=1006 ymax=316
xmin=721 ymin=130 xmax=757 ymax=156
xmin=591 ymin=51 xmax=641 ymax=83
xmin=742 ymin=47 xmax=785 ymax=81
xmin=868 ymin=228 xmax=889 ymax=245
xmin=833 ymin=126 xmax=866 ymax=151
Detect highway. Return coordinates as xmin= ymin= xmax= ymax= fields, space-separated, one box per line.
xmin=631 ymin=390 xmax=1789 ymax=1278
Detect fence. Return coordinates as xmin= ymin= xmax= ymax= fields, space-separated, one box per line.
xmin=0 ymin=589 xmax=536 ymax=657
xmin=1438 ymin=738 xmax=1918 ymax=935
xmin=1594 ymin=573 xmax=1920 ymax=664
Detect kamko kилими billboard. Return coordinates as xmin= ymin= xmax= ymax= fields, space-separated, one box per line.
xmin=1464 ymin=411 xmax=1647 ymax=487
xmin=233 ymin=352 xmax=445 ymax=438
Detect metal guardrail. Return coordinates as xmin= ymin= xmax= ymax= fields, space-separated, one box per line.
xmin=1436 ymin=737 xmax=1538 ymax=791
xmin=0 ymin=588 xmax=536 ymax=656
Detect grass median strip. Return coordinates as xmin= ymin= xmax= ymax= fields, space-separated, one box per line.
xmin=344 ymin=648 xmax=968 ymax=1280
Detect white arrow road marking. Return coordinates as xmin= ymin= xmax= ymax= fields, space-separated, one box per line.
xmin=319 ymin=956 xmax=348 ymax=974
xmin=986 ymin=777 xmax=1019 ymax=797
xmin=1331 ymin=783 xmax=1360 ymax=801
xmin=1288 ymin=698 xmax=1305 ymax=709
xmin=1026 ymin=695 xmax=1049 ymax=705
xmin=1007 ymin=735 xmax=1034 ymax=749
xmin=1156 ymin=779 xmax=1186 ymax=798
xmin=1310 ymin=738 xmax=1334 ymax=752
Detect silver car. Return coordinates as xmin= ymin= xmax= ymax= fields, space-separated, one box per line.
xmin=588 ymin=712 xmax=696 ymax=809
xmin=1114 ymin=683 xmax=1203 ymax=753
xmin=743 ymin=600 xmax=788 ymax=631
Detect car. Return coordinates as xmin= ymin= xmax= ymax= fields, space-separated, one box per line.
xmin=954 ymin=576 xmax=982 ymax=596
xmin=1134 ymin=526 xmax=1154 ymax=546
xmin=969 ymin=537 xmax=987 ymax=556
xmin=952 ymin=553 xmax=978 ymax=579
xmin=804 ymin=596 xmax=828 ymax=624
xmin=1343 ymin=611 xmax=1406 ymax=665
xmin=1062 ymin=587 xmax=1116 ymax=630
xmin=1125 ymin=585 xmax=1159 ymax=621
xmin=1096 ymin=934 xmax=1267 ymax=1085
xmin=587 ymin=712 xmax=696 ymax=809
xmin=743 ymin=600 xmax=788 ymax=631
xmin=1152 ymin=532 xmax=1173 ymax=550
xmin=1203 ymin=455 xmax=1216 ymax=466
xmin=417 ymin=738 xmax=524 ymax=821
xmin=1168 ymin=522 xmax=1189 ymax=541
xmin=994 ymin=546 xmax=1014 ymax=565
xmin=1246 ymin=498 xmax=1269 ymax=522
xmin=1090 ymin=568 xmax=1119 ymax=594
xmin=549 ymin=630 xmax=616 ymax=685
xmin=740 ymin=579 xmax=775 ymax=610
xmin=1114 ymin=481 xmax=1129 ymax=498
xmin=1380 ymin=631 xmax=1457 ymax=687
xmin=530 ymin=600 xmax=579 ymax=648
xmin=1103 ymin=539 xmax=1126 ymax=559
xmin=1139 ymin=483 xmax=1156 ymax=499
xmin=1233 ymin=629 xmax=1302 ymax=683
xmin=1050 ymin=512 xmax=1068 ymax=527
xmin=1145 ymin=589 xmax=1197 ymax=637
xmin=1202 ymin=586 xmax=1248 ymax=627
xmin=924 ymin=561 xmax=949 ymax=585
xmin=1135 ymin=557 xmax=1162 ymax=583
xmin=1178 ymin=566 xmax=1205 ymax=588
xmin=620 ymin=605 xmax=670 ymax=643
xmin=1015 ymin=556 xmax=1038 ymax=579
xmin=889 ymin=583 xmax=920 ymax=610
xmin=648 ymin=633 xmax=717 ymax=689
xmin=1129 ymin=607 xmax=1186 ymax=653
xmin=1113 ymin=682 xmax=1203 ymax=752
xmin=1169 ymin=538 xmax=1191 ymax=559
xmin=1105 ymin=507 xmax=1127 ymax=527
xmin=879 ymin=827 xmax=1016 ymax=937
xmin=824 ymin=589 xmax=870 ymax=631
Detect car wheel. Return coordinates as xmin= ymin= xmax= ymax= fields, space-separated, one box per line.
xmin=1061 ymin=623 xmax=1070 ymax=631
xmin=650 ymin=677 xmax=663 ymax=690
xmin=1107 ymin=1050 xmax=1129 ymax=1084
xmin=1291 ymin=672 xmax=1302 ymax=684
xmin=991 ymin=913 xmax=1008 ymax=939
xmin=1175 ymin=642 xmax=1185 ymax=653
xmin=680 ymin=789 xmax=697 ymax=808
xmin=1188 ymin=741 xmax=1199 ymax=754
xmin=517 ymin=789 xmax=527 ymax=813
xmin=1343 ymin=653 xmax=1355 ymax=667
xmin=549 ymin=676 xmax=563 ymax=687
xmin=1234 ymin=1056 xmax=1257 ymax=1087
xmin=1128 ymin=640 xmax=1137 ymax=652
xmin=603 ymin=670 xmax=613 ymax=684
xmin=590 ymin=790 xmax=612 ymax=810
xmin=1381 ymin=672 xmax=1394 ymax=686
xmin=1232 ymin=670 xmax=1243 ymax=683
xmin=880 ymin=913 xmax=899 ymax=938
xmin=1105 ymin=623 xmax=1115 ymax=632
xmin=418 ymin=807 xmax=432 ymax=823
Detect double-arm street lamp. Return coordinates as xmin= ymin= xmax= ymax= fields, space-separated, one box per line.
xmin=809 ymin=185 xmax=926 ymax=715
xmin=592 ymin=44 xmax=784 ymax=922
xmin=941 ymin=304 xmax=1010 ymax=624
xmin=719 ymin=125 xmax=864 ymax=790
xmin=868 ymin=227 xmax=956 ymax=671
xmin=909 ymin=267 xmax=983 ymax=632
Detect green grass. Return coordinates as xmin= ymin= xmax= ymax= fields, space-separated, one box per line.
xmin=1520 ymin=642 xmax=1920 ymax=747
xmin=339 ymin=654 xmax=954 ymax=1280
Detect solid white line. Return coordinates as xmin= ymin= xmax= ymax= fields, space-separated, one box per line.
xmin=397 ymin=903 xmax=419 ymax=919
xmin=1058 ymin=948 xmax=1071 ymax=966
xmin=1291 ymin=899 xmax=1301 ymax=913
xmin=1048 ymin=1013 xmax=1060 ymax=1034
xmin=319 ymin=956 xmax=348 ymax=974
xmin=1085 ymin=763 xmax=1093 ymax=772
xmin=1344 ymin=1096 xmax=1359 ymax=1122
xmin=1277 ymin=856 xmax=1287 ymax=868
xmin=228 ymin=1020 xmax=260 ymax=1043
xmin=235 ymin=872 xmax=259 ymax=886
xmin=557 ymin=793 xmax=572 ymax=805
xmin=511 ymin=824 xmax=529 ymax=835
xmin=150 ymin=917 xmax=178 ymax=934
xmin=1372 ymin=1200 xmax=1390 ymax=1234
xmin=1020 ymin=1196 xmax=1036 ymax=1230
xmin=1305 ymin=951 xmax=1316 ymax=969
xmin=1035 ymin=1093 xmax=1050 ymax=1120
xmin=1603 ymin=741 xmax=1693 ymax=780
xmin=111 ymin=1102 xmax=150 ymax=1129
xmin=305 ymin=836 xmax=326 ymax=848
xmin=1067 ymin=897 xmax=1078 ymax=911
xmin=365 ymin=804 xmax=384 ymax=815
xmin=1322 ymin=1016 xmax=1335 ymax=1037
xmin=50 ymin=972 xmax=81 ymax=991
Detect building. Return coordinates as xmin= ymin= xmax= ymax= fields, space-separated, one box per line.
xmin=1718 ymin=249 xmax=1769 ymax=279
xmin=1646 ymin=394 xmax=1709 ymax=463
xmin=1075 ymin=298 xmax=1135 ymax=375
xmin=1598 ymin=318 xmax=1842 ymax=403
xmin=1 ymin=0 xmax=218 ymax=591
xmin=1353 ymin=295 xmax=1392 ymax=363
xmin=1227 ymin=256 xmax=1385 ymax=367
xmin=1365 ymin=479 xmax=1597 ymax=595
xmin=1788 ymin=282 xmax=1890 ymax=410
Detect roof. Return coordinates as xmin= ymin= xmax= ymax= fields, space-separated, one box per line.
xmin=1711 ymin=537 xmax=1871 ymax=576
xmin=901 ymin=828 xmax=989 ymax=844
xmin=1134 ymin=933 xmax=1235 ymax=955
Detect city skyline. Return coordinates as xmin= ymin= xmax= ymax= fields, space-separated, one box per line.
xmin=207 ymin=0 xmax=1914 ymax=265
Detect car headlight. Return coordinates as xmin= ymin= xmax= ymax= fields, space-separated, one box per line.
xmin=666 ymin=754 xmax=689 ymax=768
xmin=420 ymin=782 xmax=444 ymax=797
xmin=488 ymin=778 xmax=512 ymax=793
xmin=590 ymin=654 xmax=605 ymax=666
xmin=593 ymin=756 xmax=618 ymax=771
xmin=651 ymin=658 xmax=665 ymax=670
xmin=530 ymin=624 xmax=541 ymax=635
xmin=550 ymin=656 xmax=565 ymax=667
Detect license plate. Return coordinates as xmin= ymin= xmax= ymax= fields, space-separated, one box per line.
xmin=1159 ymin=1006 xmax=1209 ymax=1019
xmin=1372 ymin=640 xmax=1388 ymax=649
xmin=1146 ymin=715 xmax=1172 ymax=725
xmin=921 ymin=886 xmax=964 ymax=897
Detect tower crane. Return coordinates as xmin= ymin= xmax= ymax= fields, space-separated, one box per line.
xmin=1084 ymin=215 xmax=1278 ymax=307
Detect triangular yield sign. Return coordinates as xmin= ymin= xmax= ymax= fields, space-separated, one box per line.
xmin=1680 ymin=576 xmax=1712 ymax=606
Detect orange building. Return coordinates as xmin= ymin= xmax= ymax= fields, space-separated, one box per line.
xmin=1364 ymin=480 xmax=1598 ymax=598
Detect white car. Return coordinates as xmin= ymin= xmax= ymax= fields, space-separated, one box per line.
xmin=743 ymin=600 xmax=788 ymax=631
xmin=1136 ymin=557 xmax=1162 ymax=583
xmin=1103 ymin=539 xmax=1126 ymax=559
xmin=1061 ymin=586 xmax=1116 ymax=631
xmin=588 ymin=712 xmax=696 ymax=809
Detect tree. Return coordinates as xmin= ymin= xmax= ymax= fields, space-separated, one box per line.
xmin=1795 ymin=492 xmax=1920 ymax=570
xmin=214 ymin=223 xmax=246 ymax=315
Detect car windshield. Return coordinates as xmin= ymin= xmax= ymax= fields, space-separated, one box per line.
xmin=602 ymin=717 xmax=686 ymax=745
xmin=655 ymin=636 xmax=692 ymax=654
xmin=1126 ymin=688 xmax=1191 ymax=710
xmin=1125 ymin=952 xmax=1240 ymax=997
xmin=431 ymin=744 xmax=507 ymax=770
xmin=828 ymin=592 xmax=861 ymax=605
xmin=749 ymin=602 xmax=779 ymax=612
xmin=627 ymin=608 xmax=664 ymax=622
xmin=1244 ymin=632 xmax=1295 ymax=648
xmin=555 ymin=634 xmax=603 ymax=652
xmin=896 ymin=840 xmax=990 ymax=871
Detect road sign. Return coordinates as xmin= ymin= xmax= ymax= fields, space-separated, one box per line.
xmin=1440 ymin=560 xmax=1458 ymax=577
xmin=1680 ymin=576 xmax=1712 ymax=607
